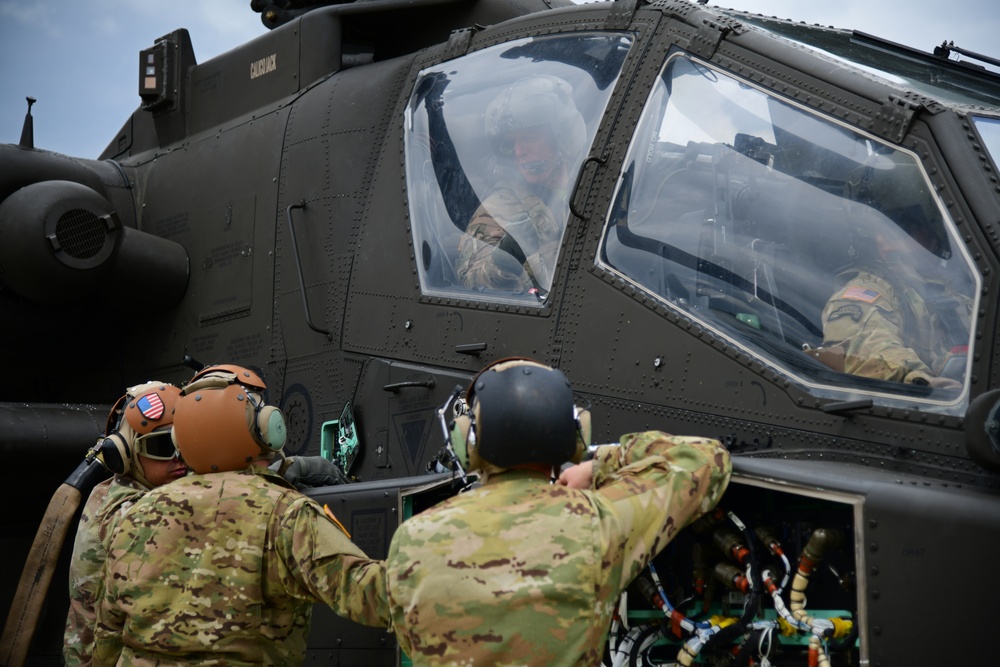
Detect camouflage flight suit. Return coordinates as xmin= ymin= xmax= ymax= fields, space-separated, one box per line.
xmin=385 ymin=431 xmax=731 ymax=666
xmin=456 ymin=183 xmax=565 ymax=292
xmin=93 ymin=466 xmax=389 ymax=666
xmin=64 ymin=475 xmax=145 ymax=667
xmin=822 ymin=266 xmax=972 ymax=384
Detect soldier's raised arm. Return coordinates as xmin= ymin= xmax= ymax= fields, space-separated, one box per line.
xmin=588 ymin=431 xmax=731 ymax=592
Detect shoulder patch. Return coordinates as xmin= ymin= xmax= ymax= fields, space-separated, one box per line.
xmin=841 ymin=286 xmax=881 ymax=303
xmin=323 ymin=503 xmax=351 ymax=538
xmin=829 ymin=304 xmax=864 ymax=322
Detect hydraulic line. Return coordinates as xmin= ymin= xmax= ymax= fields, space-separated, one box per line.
xmin=610 ymin=623 xmax=656 ymax=667
xmin=790 ymin=528 xmax=843 ymax=636
xmin=627 ymin=625 xmax=662 ymax=667
xmin=808 ymin=635 xmax=833 ymax=667
xmin=673 ymin=510 xmax=765 ymax=665
xmin=0 ymin=456 xmax=108 ymax=667
xmin=706 ymin=511 xmax=761 ymax=646
xmin=691 ymin=541 xmax=709 ymax=610
xmin=637 ymin=564 xmax=707 ymax=638
xmin=624 ymin=518 xmax=854 ymax=665
xmin=755 ymin=526 xmax=792 ymax=593
xmin=763 ymin=568 xmax=810 ymax=633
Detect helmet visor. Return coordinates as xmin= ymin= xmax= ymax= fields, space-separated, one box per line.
xmin=135 ymin=430 xmax=180 ymax=461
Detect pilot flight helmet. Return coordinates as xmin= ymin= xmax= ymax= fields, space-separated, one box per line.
xmin=450 ymin=357 xmax=591 ymax=475
xmin=485 ymin=75 xmax=587 ymax=161
xmin=171 ymin=364 xmax=287 ymax=474
xmin=95 ymin=381 xmax=182 ymax=489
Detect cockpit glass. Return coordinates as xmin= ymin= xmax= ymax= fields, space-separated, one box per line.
xmin=598 ymin=54 xmax=979 ymax=412
xmin=721 ymin=12 xmax=1000 ymax=110
xmin=404 ymin=33 xmax=631 ymax=305
xmin=974 ymin=116 xmax=1000 ymax=170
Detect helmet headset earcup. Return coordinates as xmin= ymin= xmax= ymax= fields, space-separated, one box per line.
xmin=97 ymin=433 xmax=131 ymax=475
xmin=573 ymin=406 xmax=592 ymax=463
xmin=450 ymin=414 xmax=473 ymax=468
xmin=458 ymin=357 xmax=594 ymax=470
xmin=254 ymin=404 xmax=287 ymax=451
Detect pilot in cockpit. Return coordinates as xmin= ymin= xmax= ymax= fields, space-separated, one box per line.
xmin=820 ymin=158 xmax=973 ymax=389
xmin=455 ymin=75 xmax=586 ymax=295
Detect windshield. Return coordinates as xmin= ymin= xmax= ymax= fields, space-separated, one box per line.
xmin=598 ymin=54 xmax=979 ymax=412
xmin=404 ymin=33 xmax=631 ymax=304
xmin=724 ymin=13 xmax=1000 ymax=110
xmin=974 ymin=116 xmax=1000 ymax=170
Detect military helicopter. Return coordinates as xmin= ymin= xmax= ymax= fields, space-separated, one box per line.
xmin=2 ymin=0 xmax=999 ymax=664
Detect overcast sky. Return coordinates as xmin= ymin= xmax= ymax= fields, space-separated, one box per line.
xmin=1 ymin=0 xmax=997 ymax=158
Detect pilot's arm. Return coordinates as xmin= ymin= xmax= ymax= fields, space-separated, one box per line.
xmin=822 ymin=272 xmax=943 ymax=385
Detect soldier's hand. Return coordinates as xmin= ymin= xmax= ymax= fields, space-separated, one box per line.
xmin=557 ymin=460 xmax=594 ymax=489
xmin=908 ymin=372 xmax=962 ymax=390
xmin=283 ymin=456 xmax=349 ymax=489
xmin=927 ymin=376 xmax=962 ymax=390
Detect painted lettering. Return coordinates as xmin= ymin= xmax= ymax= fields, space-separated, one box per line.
xmin=250 ymin=53 xmax=277 ymax=79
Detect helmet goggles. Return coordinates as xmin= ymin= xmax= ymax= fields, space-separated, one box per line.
xmin=134 ymin=429 xmax=180 ymax=461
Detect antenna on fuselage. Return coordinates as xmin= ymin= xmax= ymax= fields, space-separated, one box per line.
xmin=19 ymin=96 xmax=36 ymax=149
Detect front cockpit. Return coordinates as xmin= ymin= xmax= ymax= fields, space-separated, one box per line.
xmin=598 ymin=53 xmax=980 ymax=414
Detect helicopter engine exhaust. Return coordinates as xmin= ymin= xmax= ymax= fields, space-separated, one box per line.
xmin=0 ymin=179 xmax=188 ymax=309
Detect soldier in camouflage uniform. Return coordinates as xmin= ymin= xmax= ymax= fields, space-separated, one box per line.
xmin=385 ymin=358 xmax=732 ymax=666
xmin=822 ymin=198 xmax=972 ymax=387
xmin=93 ymin=365 xmax=388 ymax=665
xmin=456 ymin=76 xmax=586 ymax=294
xmin=65 ymin=381 xmax=186 ymax=667
xmin=822 ymin=266 xmax=971 ymax=386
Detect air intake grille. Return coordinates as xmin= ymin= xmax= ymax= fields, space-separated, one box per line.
xmin=55 ymin=209 xmax=107 ymax=259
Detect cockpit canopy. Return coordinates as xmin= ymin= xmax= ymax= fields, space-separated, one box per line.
xmin=599 ymin=54 xmax=978 ymax=413
xmin=403 ymin=28 xmax=980 ymax=415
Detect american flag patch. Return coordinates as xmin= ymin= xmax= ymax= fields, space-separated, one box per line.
xmin=842 ymin=286 xmax=881 ymax=303
xmin=136 ymin=393 xmax=165 ymax=420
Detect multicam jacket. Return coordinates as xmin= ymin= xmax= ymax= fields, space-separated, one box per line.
xmin=64 ymin=474 xmax=145 ymax=667
xmin=456 ymin=184 xmax=564 ymax=293
xmin=385 ymin=431 xmax=732 ymax=666
xmin=822 ymin=266 xmax=972 ymax=384
xmin=93 ymin=466 xmax=389 ymax=665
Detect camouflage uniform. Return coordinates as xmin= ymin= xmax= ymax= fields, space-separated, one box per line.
xmin=93 ymin=466 xmax=389 ymax=666
xmin=64 ymin=475 xmax=145 ymax=667
xmin=456 ymin=184 xmax=565 ymax=292
xmin=385 ymin=431 xmax=731 ymax=666
xmin=822 ymin=266 xmax=971 ymax=384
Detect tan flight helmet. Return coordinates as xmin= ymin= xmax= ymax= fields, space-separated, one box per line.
xmin=95 ymin=381 xmax=182 ymax=489
xmin=449 ymin=357 xmax=591 ymax=477
xmin=171 ymin=364 xmax=287 ymax=473
xmin=484 ymin=74 xmax=587 ymax=164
